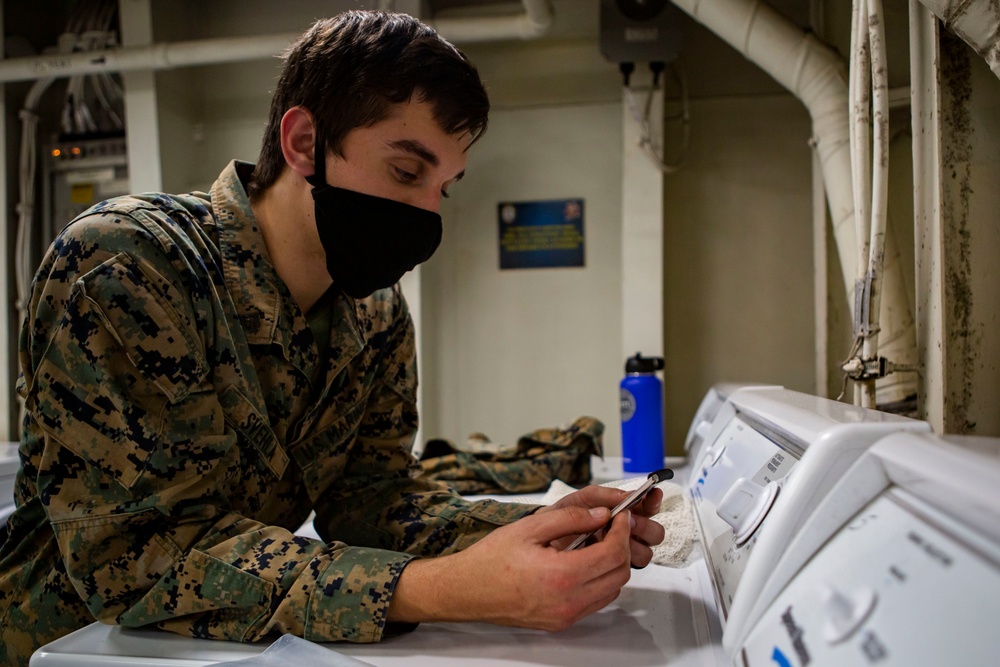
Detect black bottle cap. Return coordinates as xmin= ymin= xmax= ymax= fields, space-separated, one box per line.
xmin=625 ymin=352 xmax=665 ymax=373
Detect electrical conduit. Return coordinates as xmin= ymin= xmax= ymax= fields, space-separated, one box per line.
xmin=861 ymin=0 xmax=892 ymax=408
xmin=848 ymin=0 xmax=872 ymax=405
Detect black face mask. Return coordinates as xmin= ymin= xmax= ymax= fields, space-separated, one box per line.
xmin=306 ymin=134 xmax=443 ymax=299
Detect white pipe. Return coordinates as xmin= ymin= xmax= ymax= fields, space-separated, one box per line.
xmin=0 ymin=33 xmax=300 ymax=83
xmin=431 ymin=0 xmax=554 ymax=42
xmin=0 ymin=2 xmax=8 ymax=441
xmin=0 ymin=1 xmax=555 ymax=84
xmin=861 ymin=0 xmax=891 ymax=408
xmin=671 ymin=0 xmax=917 ymax=405
xmin=909 ymin=0 xmax=947 ymax=430
xmin=849 ymin=1 xmax=872 ymax=407
xmin=812 ymin=144 xmax=829 ymax=397
xmin=917 ymin=0 xmax=1000 ymax=79
xmin=15 ymin=78 xmax=56 ymax=345
xmin=850 ymin=0 xmax=872 ymax=288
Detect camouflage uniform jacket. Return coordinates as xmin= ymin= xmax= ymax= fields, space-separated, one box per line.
xmin=0 ymin=161 xmax=534 ymax=666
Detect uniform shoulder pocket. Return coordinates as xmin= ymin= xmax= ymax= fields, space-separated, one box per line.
xmin=78 ymin=251 xmax=206 ymax=403
xmin=26 ymin=251 xmax=208 ymax=488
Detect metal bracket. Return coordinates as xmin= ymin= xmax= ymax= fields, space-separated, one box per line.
xmin=842 ymin=356 xmax=895 ymax=381
xmin=854 ymin=271 xmax=882 ymax=337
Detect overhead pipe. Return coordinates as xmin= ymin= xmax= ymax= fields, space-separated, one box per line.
xmin=0 ymin=0 xmax=555 ymax=84
xmin=431 ymin=0 xmax=554 ymax=42
xmin=0 ymin=33 xmax=301 ymax=83
xmin=917 ymin=0 xmax=1000 ymax=79
xmin=669 ymin=0 xmax=917 ymax=404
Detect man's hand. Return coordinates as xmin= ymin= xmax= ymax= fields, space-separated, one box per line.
xmin=388 ymin=505 xmax=633 ymax=631
xmin=537 ymin=484 xmax=666 ymax=568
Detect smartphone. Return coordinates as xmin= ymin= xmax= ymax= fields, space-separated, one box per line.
xmin=563 ymin=467 xmax=674 ymax=551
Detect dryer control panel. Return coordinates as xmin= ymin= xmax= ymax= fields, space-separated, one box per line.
xmin=740 ymin=488 xmax=1000 ymax=666
xmin=691 ymin=413 xmax=797 ymax=619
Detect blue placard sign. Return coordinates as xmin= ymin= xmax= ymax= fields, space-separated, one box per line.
xmin=498 ymin=199 xmax=585 ymax=270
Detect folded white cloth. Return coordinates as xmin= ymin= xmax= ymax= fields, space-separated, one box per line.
xmin=648 ymin=481 xmax=697 ymax=568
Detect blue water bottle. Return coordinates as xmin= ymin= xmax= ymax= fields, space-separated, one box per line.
xmin=620 ymin=352 xmax=665 ymax=473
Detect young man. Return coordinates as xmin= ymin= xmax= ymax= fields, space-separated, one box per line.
xmin=0 ymin=11 xmax=664 ymax=665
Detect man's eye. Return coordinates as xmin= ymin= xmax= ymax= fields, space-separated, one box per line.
xmin=394 ymin=167 xmax=418 ymax=182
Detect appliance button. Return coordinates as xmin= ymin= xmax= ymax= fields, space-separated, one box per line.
xmin=821 ymin=584 xmax=878 ymax=643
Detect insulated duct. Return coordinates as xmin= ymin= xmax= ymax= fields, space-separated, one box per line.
xmin=0 ymin=1 xmax=555 ymax=83
xmin=918 ymin=0 xmax=1000 ymax=79
xmin=669 ymin=0 xmax=917 ymax=404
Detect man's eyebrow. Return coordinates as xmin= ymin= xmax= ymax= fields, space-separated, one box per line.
xmin=387 ymin=139 xmax=439 ymax=166
xmin=387 ymin=139 xmax=466 ymax=182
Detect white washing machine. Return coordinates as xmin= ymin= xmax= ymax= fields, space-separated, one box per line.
xmin=685 ymin=388 xmax=929 ymax=655
xmin=29 ymin=389 xmax=928 ymax=667
xmin=735 ymin=431 xmax=1000 ymax=665
xmin=682 ymin=383 xmax=780 ymax=462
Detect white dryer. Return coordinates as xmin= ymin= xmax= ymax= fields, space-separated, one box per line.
xmin=735 ymin=431 xmax=1000 ymax=665
xmin=682 ymin=383 xmax=780 ymax=462
xmin=686 ymin=388 xmax=930 ymax=651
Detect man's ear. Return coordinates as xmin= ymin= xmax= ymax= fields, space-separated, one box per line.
xmin=280 ymin=106 xmax=318 ymax=178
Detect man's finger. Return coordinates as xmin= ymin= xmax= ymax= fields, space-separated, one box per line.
xmin=521 ymin=505 xmax=611 ymax=546
xmin=635 ymin=487 xmax=664 ymax=517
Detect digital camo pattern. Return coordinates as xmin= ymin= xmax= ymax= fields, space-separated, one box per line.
xmin=0 ymin=161 xmax=535 ymax=666
xmin=419 ymin=416 xmax=605 ymax=494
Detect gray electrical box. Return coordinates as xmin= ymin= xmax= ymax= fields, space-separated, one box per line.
xmin=43 ymin=136 xmax=129 ymax=247
xmin=600 ymin=0 xmax=684 ymax=63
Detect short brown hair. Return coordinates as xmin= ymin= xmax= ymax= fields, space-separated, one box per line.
xmin=248 ymin=11 xmax=489 ymax=197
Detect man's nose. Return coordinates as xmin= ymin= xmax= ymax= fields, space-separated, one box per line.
xmin=412 ymin=188 xmax=442 ymax=214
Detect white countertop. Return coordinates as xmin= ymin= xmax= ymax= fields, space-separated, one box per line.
xmin=31 ymin=559 xmax=723 ymax=667
xmin=31 ymin=455 xmax=722 ymax=667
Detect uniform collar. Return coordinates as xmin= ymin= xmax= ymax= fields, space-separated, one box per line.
xmin=210 ymin=160 xmax=364 ymax=380
xmin=211 ymin=160 xmax=283 ymax=345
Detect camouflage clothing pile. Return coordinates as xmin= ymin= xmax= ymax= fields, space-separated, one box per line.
xmin=419 ymin=417 xmax=604 ymax=494
xmin=0 ymin=161 xmax=535 ymax=667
